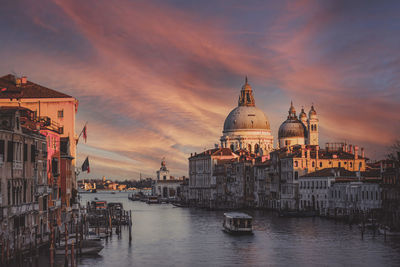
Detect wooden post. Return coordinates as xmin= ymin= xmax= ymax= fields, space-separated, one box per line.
xmin=71 ymin=241 xmax=75 ymax=267
xmin=75 ymin=221 xmax=79 ymax=257
xmin=129 ymin=210 xmax=132 ymax=243
xmin=109 ymin=212 xmax=112 ymax=237
xmin=50 ymin=227 xmax=54 ymax=267
xmin=64 ymin=224 xmax=68 ymax=267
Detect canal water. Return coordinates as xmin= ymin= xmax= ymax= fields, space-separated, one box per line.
xmin=27 ymin=192 xmax=400 ymax=266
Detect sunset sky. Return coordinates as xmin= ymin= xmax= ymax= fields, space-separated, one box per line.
xmin=1 ymin=0 xmax=399 ymax=180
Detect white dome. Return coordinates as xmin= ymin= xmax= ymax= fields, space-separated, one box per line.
xmin=223 ymin=106 xmax=270 ymax=133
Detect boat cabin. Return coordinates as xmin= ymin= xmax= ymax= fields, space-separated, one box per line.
xmin=223 ymin=212 xmax=253 ymax=234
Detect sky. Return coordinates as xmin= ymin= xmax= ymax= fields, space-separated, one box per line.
xmin=0 ymin=0 xmax=399 ymax=180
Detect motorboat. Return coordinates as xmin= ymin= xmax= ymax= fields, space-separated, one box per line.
xmin=56 ymin=239 xmax=104 ymax=255
xmin=223 ymin=212 xmax=253 ymax=234
xmin=378 ymin=225 xmax=400 ymax=236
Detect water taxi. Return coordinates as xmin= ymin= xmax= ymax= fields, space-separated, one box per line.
xmin=223 ymin=212 xmax=253 ymax=234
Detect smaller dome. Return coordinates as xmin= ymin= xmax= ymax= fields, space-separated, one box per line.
xmin=299 ymin=107 xmax=307 ymax=120
xmin=278 ymin=119 xmax=307 ymax=138
xmin=309 ymin=105 xmax=317 ymax=118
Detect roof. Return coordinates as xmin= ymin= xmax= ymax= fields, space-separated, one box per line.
xmin=224 ymin=212 xmax=252 ymax=219
xmin=301 ymin=167 xmax=356 ymax=178
xmin=0 ymin=74 xmax=73 ymax=99
xmin=280 ymin=145 xmax=367 ymax=160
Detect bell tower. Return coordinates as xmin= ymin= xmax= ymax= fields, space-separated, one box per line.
xmin=307 ymin=105 xmax=319 ymax=145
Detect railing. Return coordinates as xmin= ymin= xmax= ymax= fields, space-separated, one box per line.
xmin=13 ymin=161 xmax=23 ymax=170
xmin=10 ymin=202 xmax=38 ymax=216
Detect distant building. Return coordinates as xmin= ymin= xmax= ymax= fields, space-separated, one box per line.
xmin=153 ymin=159 xmax=184 ymax=200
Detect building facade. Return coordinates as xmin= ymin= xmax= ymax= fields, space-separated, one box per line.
xmin=0 ymin=74 xmax=79 ymax=194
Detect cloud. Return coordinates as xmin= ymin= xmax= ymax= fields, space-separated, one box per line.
xmin=0 ymin=0 xmax=399 ymax=178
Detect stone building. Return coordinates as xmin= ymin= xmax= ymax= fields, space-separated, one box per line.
xmin=0 ymin=107 xmax=48 ymax=253
xmin=220 ymin=78 xmax=273 ymax=155
xmin=0 ymin=74 xmax=79 ymax=194
xmin=268 ymin=143 xmax=367 ymax=210
xmin=153 ymin=159 xmax=184 ymax=200
xmin=188 ymin=148 xmax=238 ymax=208
xmin=299 ymin=168 xmax=355 ymax=215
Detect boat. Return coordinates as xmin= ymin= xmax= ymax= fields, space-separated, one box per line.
xmin=222 ymin=212 xmax=253 ymax=234
xmin=147 ymin=196 xmax=159 ymax=204
xmin=56 ymin=239 xmax=104 ymax=255
xmin=378 ymin=226 xmax=400 ymax=236
xmin=358 ymin=219 xmax=378 ymax=230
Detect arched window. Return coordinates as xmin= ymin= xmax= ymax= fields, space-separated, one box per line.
xmin=230 ymin=144 xmax=234 ymax=151
xmin=294 ymin=161 xmax=298 ymax=167
xmin=254 ymin=144 xmax=259 ymax=153
xmin=248 ymin=144 xmax=252 ymax=153
xmin=312 ymin=161 xmax=315 ymax=167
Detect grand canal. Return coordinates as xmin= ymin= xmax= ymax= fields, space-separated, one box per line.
xmin=33 ymin=192 xmax=400 ymax=266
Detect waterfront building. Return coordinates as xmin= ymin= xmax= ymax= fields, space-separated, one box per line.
xmin=220 ymin=78 xmax=273 ymax=155
xmin=188 ymin=148 xmax=238 ymax=208
xmin=268 ymin=143 xmax=367 ymax=210
xmin=380 ymin=159 xmax=400 ymax=230
xmin=0 ymin=107 xmax=48 ymax=253
xmin=278 ymin=103 xmax=319 ymax=148
xmin=153 ymin=159 xmax=184 ymax=200
xmin=328 ymin=175 xmax=382 ymax=217
xmin=299 ymin=168 xmax=354 ymax=215
xmin=0 ymin=74 xmax=79 ymax=196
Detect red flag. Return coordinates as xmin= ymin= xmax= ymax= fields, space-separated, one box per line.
xmin=82 ymin=125 xmax=87 ymax=143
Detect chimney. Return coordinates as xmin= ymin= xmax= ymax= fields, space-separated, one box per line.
xmin=349 ymin=145 xmax=353 ymax=154
xmin=301 ymin=145 xmax=305 ymax=158
xmin=345 ymin=144 xmax=348 ymax=152
xmin=21 ymin=76 xmax=27 ymax=84
xmin=361 ymin=147 xmax=365 ymax=158
xmin=354 ymin=146 xmax=359 ymax=160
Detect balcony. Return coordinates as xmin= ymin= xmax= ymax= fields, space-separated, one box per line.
xmin=13 ymin=161 xmax=23 ymax=170
xmin=10 ymin=203 xmax=37 ymax=216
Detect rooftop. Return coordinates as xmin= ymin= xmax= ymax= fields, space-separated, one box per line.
xmin=0 ymin=74 xmax=73 ymax=99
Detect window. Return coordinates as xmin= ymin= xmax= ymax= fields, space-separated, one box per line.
xmin=0 ymin=140 xmax=4 ymax=161
xmin=350 ymin=162 xmax=353 ymax=168
xmin=58 ymin=110 xmax=64 ymax=118
xmin=31 ymin=144 xmax=36 ymax=162
xmin=338 ymin=162 xmax=341 ymax=168
xmin=163 ymin=175 xmax=166 ymax=180
xmin=7 ymin=141 xmax=13 ymax=162
xmin=294 ymin=171 xmax=298 ymax=180
xmin=24 ymin=143 xmax=28 ymax=161
xmin=312 ymin=161 xmax=315 ymax=167
xmin=59 ymin=127 xmax=64 ymax=134
xmin=319 ymin=162 xmax=322 ymax=167
xmin=294 ymin=161 xmax=298 ymax=167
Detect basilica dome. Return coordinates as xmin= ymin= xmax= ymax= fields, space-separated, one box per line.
xmin=278 ymin=119 xmax=306 ymax=138
xmin=278 ymin=102 xmax=307 ymax=139
xmin=223 ymin=106 xmax=270 ymax=133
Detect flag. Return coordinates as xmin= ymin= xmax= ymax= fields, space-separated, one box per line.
xmin=82 ymin=125 xmax=87 ymax=143
xmin=82 ymin=157 xmax=90 ymax=173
